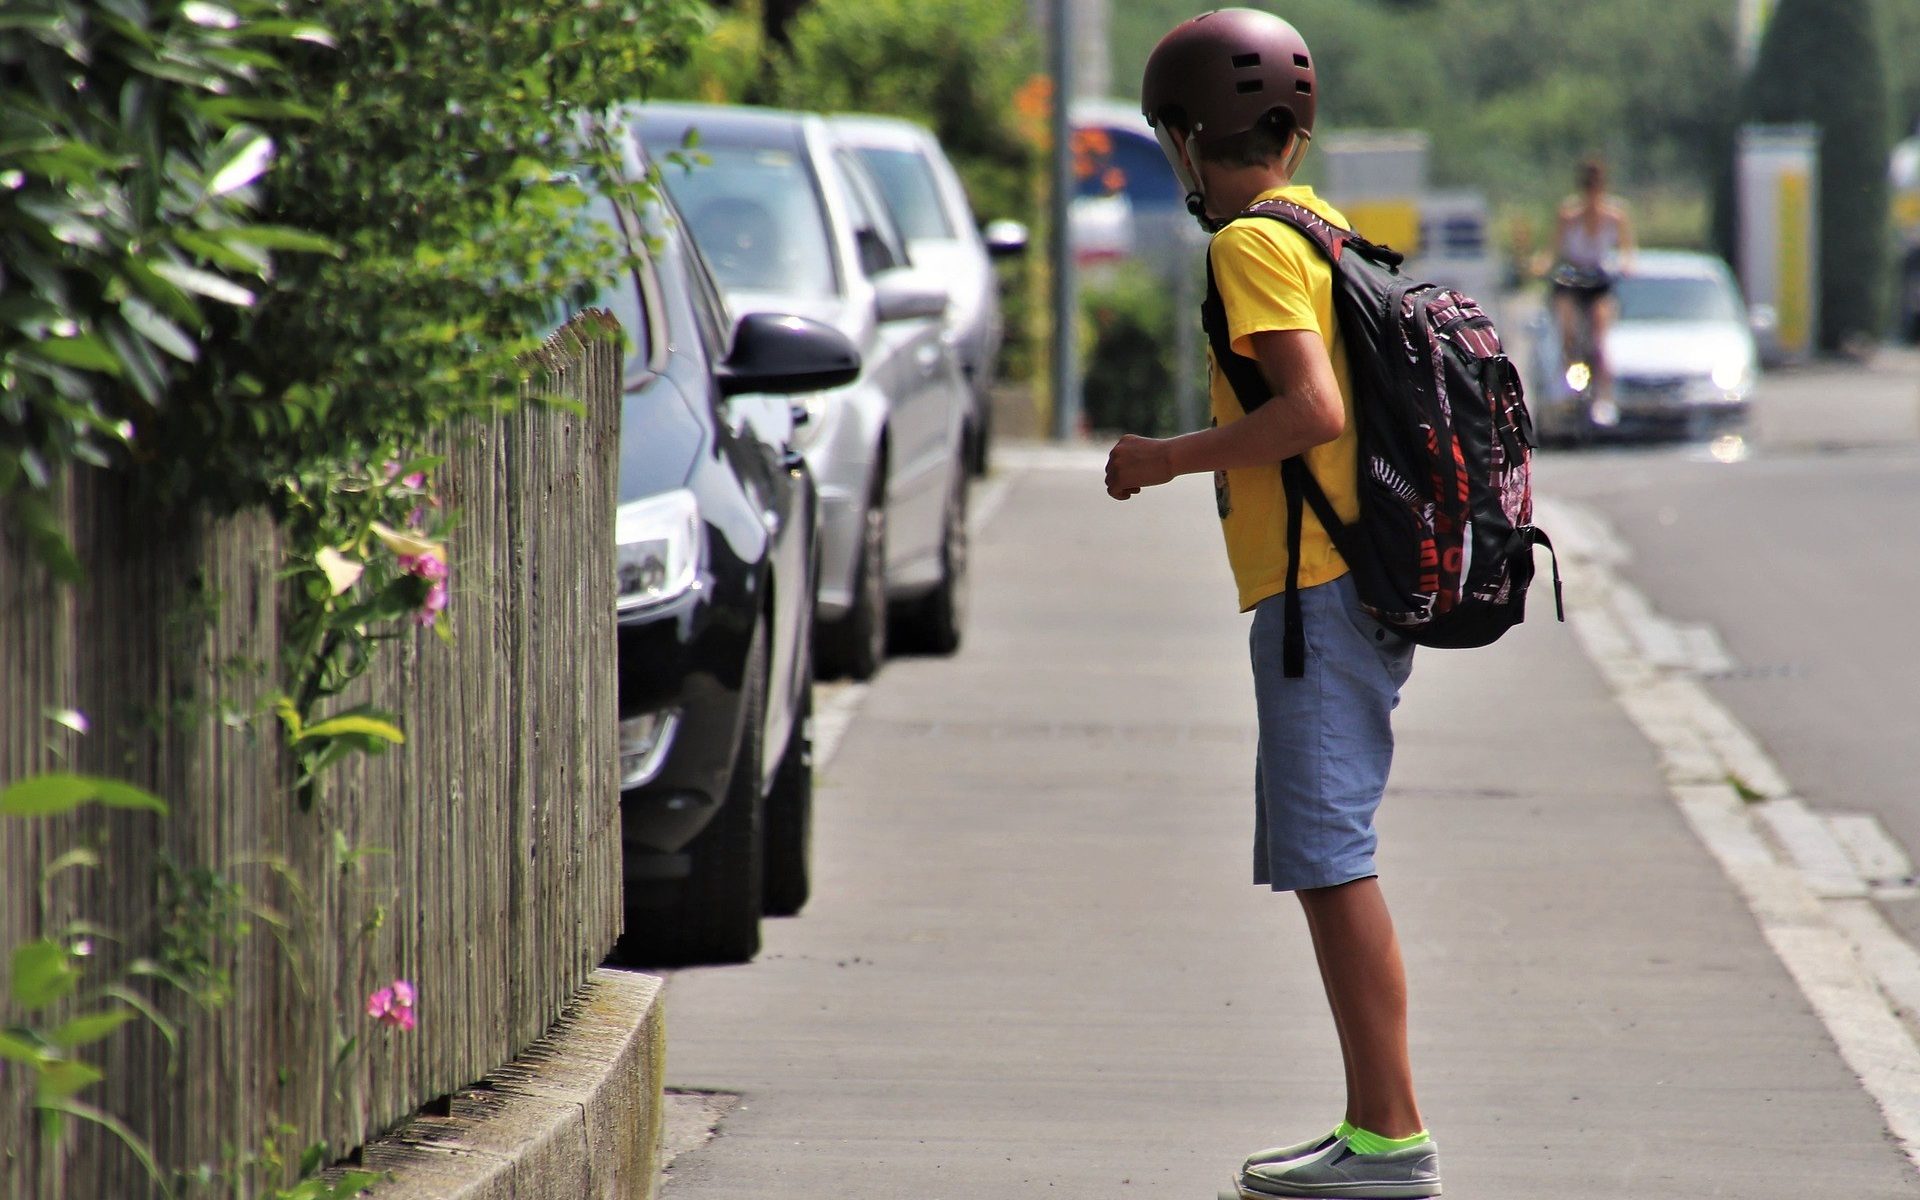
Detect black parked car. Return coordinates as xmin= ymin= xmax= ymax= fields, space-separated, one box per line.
xmin=573 ymin=165 xmax=860 ymax=965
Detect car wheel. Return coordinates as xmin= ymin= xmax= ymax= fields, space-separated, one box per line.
xmin=971 ymin=408 xmax=992 ymax=477
xmin=818 ymin=484 xmax=887 ymax=681
xmin=620 ymin=623 xmax=767 ymax=966
xmin=763 ymin=673 xmax=813 ymax=917
xmin=1903 ymin=259 xmax=1920 ymax=344
xmin=894 ymin=467 xmax=968 ymax=655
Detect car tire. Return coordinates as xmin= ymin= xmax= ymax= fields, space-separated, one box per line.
xmin=619 ymin=624 xmax=767 ymax=966
xmin=763 ymin=674 xmax=813 ymax=917
xmin=1903 ymin=258 xmax=1920 ymax=344
xmin=971 ymin=408 xmax=992 ymax=477
xmin=893 ymin=467 xmax=968 ymax=655
xmin=818 ymin=483 xmax=887 ymax=681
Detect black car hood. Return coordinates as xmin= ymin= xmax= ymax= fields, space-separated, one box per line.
xmin=622 ymin=380 xmax=707 ymax=499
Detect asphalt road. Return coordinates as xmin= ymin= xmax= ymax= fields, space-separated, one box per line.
xmin=1538 ymin=347 xmax=1920 ymax=946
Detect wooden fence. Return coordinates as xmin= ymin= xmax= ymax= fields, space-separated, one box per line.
xmin=0 ymin=314 xmax=623 ymax=1198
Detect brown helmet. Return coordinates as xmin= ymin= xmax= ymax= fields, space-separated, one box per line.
xmin=1140 ymin=8 xmax=1317 ymax=149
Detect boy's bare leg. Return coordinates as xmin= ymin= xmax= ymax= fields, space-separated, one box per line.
xmin=1297 ymin=877 xmax=1423 ymax=1137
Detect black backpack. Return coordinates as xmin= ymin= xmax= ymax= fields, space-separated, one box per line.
xmin=1202 ymin=197 xmax=1561 ymax=678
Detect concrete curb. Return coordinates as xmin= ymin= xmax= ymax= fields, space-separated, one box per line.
xmin=354 ymin=968 xmax=666 ymax=1200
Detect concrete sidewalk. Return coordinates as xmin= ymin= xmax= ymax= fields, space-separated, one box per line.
xmin=658 ymin=453 xmax=1916 ymax=1199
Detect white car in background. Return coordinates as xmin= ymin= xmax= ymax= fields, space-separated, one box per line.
xmin=829 ymin=115 xmax=1026 ymax=474
xmin=1529 ymin=250 xmax=1758 ymax=444
xmin=635 ymin=103 xmax=975 ymax=681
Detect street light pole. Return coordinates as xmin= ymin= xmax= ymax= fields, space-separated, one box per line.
xmin=1047 ymin=0 xmax=1080 ymax=441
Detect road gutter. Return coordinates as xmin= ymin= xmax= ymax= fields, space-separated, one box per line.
xmin=1543 ymin=496 xmax=1920 ymax=1173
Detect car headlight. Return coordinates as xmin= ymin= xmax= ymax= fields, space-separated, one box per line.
xmin=616 ymin=489 xmax=701 ymax=612
xmin=1710 ymin=359 xmax=1751 ymax=392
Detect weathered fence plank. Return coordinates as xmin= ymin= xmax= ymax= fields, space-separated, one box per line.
xmin=0 ymin=314 xmax=622 ymax=1198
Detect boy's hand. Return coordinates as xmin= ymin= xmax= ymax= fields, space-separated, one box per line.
xmin=1105 ymin=434 xmax=1175 ymax=500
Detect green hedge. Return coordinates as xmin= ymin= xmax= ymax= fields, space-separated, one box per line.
xmin=1080 ymin=261 xmax=1191 ymax=438
xmin=3 ymin=0 xmax=704 ymax=565
xmin=0 ymin=0 xmax=330 ymax=575
xmin=1738 ymin=0 xmax=1894 ymax=350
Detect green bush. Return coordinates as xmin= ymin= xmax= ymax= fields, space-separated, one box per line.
xmin=1080 ymin=262 xmax=1189 ymax=438
xmin=0 ymin=0 xmax=327 ymax=577
xmin=772 ymin=0 xmax=1036 ymax=231
xmin=3 ymin=0 xmax=705 ymax=547
xmin=166 ymin=0 xmax=706 ymax=511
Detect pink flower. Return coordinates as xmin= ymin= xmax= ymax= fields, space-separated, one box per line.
xmin=381 ymin=461 xmax=428 ymax=489
xmin=412 ymin=581 xmax=449 ymax=627
xmin=366 ymin=979 xmax=418 ymax=1031
xmin=397 ymin=550 xmax=448 ymax=582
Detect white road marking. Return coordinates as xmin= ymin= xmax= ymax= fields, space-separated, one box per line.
xmin=1756 ymin=798 xmax=1870 ymax=899
xmin=1829 ymin=813 xmax=1917 ymax=887
xmin=1543 ymin=495 xmax=1920 ymax=1171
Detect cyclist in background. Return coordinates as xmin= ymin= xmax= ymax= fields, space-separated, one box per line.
xmin=1550 ymin=158 xmax=1634 ymax=419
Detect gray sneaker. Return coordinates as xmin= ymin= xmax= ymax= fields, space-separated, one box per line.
xmin=1241 ymin=1129 xmax=1343 ymax=1171
xmin=1237 ymin=1136 xmax=1441 ymax=1199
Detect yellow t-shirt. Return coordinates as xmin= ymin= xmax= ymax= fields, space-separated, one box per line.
xmin=1208 ymin=184 xmax=1360 ymax=612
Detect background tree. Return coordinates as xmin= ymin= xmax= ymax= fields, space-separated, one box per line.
xmin=1735 ymin=0 xmax=1893 ymax=350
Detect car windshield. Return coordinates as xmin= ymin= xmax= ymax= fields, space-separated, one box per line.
xmin=851 ymin=146 xmax=955 ymax=241
xmin=655 ymin=144 xmax=838 ymax=298
xmin=1616 ymin=275 xmax=1740 ymax=323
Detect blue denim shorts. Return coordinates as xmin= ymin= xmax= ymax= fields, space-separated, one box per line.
xmin=1250 ymin=573 xmax=1416 ymax=892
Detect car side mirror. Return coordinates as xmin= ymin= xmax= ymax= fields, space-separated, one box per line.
xmin=983 ymin=219 xmax=1030 ymax=259
xmin=873 ymin=272 xmax=949 ymax=323
xmin=717 ymin=312 xmax=862 ymax=397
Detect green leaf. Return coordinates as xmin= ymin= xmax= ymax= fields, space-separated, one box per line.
xmin=151 ymin=260 xmax=256 ymax=308
xmin=9 ymin=940 xmax=79 ymax=1010
xmin=203 ymin=127 xmax=275 ymax=198
xmin=49 ymin=1008 xmax=135 ymax=1048
xmin=213 ymin=224 xmax=341 ymax=256
xmin=0 ymin=772 xmax=167 ymax=817
xmin=34 ymin=1059 xmax=104 ymax=1101
xmin=0 ymin=1030 xmax=49 ymax=1064
xmin=34 ymin=334 xmax=123 ymax=375
xmin=101 ymin=984 xmax=178 ymax=1062
xmin=35 ymin=1098 xmax=167 ymax=1194
xmin=293 ymin=715 xmax=405 ymax=746
xmin=120 ymin=298 xmax=198 ymax=362
xmin=298 ymin=1139 xmax=327 ymax=1178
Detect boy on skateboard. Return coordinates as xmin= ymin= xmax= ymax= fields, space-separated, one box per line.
xmin=1104 ymin=10 xmax=1441 ymax=1198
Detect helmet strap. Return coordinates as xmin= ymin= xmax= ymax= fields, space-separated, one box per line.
xmin=1156 ymin=125 xmax=1225 ymax=233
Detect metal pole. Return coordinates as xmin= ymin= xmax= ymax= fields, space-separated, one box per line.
xmin=1047 ymin=0 xmax=1080 ymax=440
xmin=1172 ymin=222 xmax=1201 ymax=431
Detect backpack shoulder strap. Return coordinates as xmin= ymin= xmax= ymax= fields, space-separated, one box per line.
xmin=1201 ymin=242 xmax=1273 ymax=415
xmin=1235 ymin=198 xmax=1406 ymax=270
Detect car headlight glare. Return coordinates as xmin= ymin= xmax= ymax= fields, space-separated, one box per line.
xmin=1711 ymin=360 xmax=1749 ymax=392
xmin=616 ymin=489 xmax=701 ymax=611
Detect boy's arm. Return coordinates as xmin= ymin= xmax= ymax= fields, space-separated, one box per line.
xmin=1104 ymin=328 xmax=1343 ymax=499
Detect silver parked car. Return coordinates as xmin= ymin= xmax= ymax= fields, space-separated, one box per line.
xmin=829 ymin=114 xmax=1027 ymax=474
xmin=1529 ymin=250 xmax=1758 ymax=443
xmin=632 ymin=103 xmax=975 ymax=680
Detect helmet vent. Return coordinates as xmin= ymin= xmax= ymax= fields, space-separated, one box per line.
xmin=1231 ymin=53 xmax=1261 ymax=68
xmin=1296 ymin=80 xmax=1313 ymax=94
xmin=1236 ymin=79 xmax=1264 ymax=94
xmin=1294 ymin=53 xmax=1311 ymax=68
